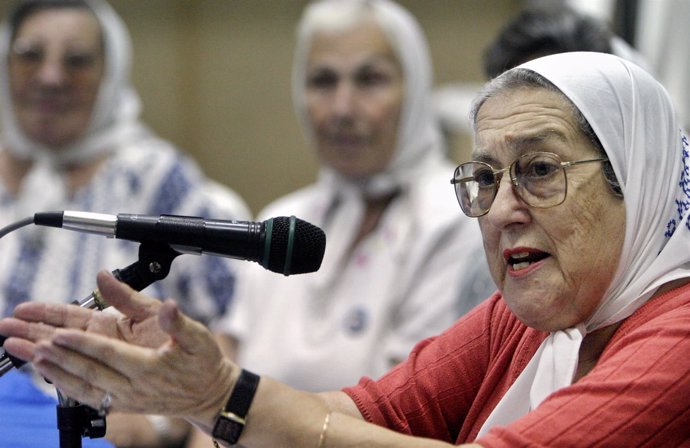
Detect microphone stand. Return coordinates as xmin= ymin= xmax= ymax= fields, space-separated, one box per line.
xmin=55 ymin=241 xmax=182 ymax=448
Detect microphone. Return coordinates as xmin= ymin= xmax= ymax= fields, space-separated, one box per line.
xmin=33 ymin=211 xmax=326 ymax=275
xmin=1 ymin=211 xmax=327 ymax=376
xmin=0 ymin=336 xmax=24 ymax=375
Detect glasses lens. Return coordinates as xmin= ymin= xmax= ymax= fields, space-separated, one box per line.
xmin=454 ymin=162 xmax=497 ymax=217
xmin=512 ymin=153 xmax=566 ymax=208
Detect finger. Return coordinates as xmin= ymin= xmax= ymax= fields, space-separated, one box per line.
xmin=38 ymin=330 xmax=191 ymax=416
xmin=3 ymin=336 xmax=37 ymax=362
xmin=0 ymin=317 xmax=51 ymax=341
xmin=32 ymin=340 xmax=129 ymax=412
xmin=97 ymin=271 xmax=162 ymax=321
xmin=1 ymin=317 xmax=58 ymax=361
xmin=50 ymin=328 xmax=155 ymax=378
xmin=33 ymin=332 xmax=170 ymax=416
xmin=157 ymin=299 xmax=215 ymax=355
xmin=13 ymin=301 xmax=95 ymax=330
xmin=6 ymin=304 xmax=123 ymax=345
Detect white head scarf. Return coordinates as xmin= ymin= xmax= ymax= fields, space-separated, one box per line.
xmin=0 ymin=0 xmax=147 ymax=167
xmin=291 ymin=0 xmax=444 ymax=198
xmin=479 ymin=52 xmax=690 ymax=435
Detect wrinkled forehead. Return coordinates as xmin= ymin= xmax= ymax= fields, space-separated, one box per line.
xmin=12 ymin=7 xmax=103 ymax=52
xmin=11 ymin=2 xmax=98 ymax=41
xmin=475 ymin=85 xmax=575 ymax=125
xmin=517 ymin=51 xmax=662 ymax=186
xmin=300 ymin=5 xmax=404 ymax=74
xmin=298 ymin=0 xmax=431 ymax=82
xmin=473 ymin=84 xmax=587 ymax=158
xmin=305 ymin=18 xmax=398 ymax=69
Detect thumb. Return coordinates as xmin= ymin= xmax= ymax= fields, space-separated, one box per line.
xmin=96 ymin=270 xmax=161 ymax=321
xmin=157 ymin=299 xmax=212 ymax=354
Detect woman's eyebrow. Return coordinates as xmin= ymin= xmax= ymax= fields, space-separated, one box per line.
xmin=509 ymin=129 xmax=567 ymax=152
xmin=471 ymin=130 xmax=567 ymax=165
xmin=471 ymin=153 xmax=496 ymax=164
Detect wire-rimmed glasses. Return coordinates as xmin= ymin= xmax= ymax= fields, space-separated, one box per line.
xmin=450 ymin=152 xmax=608 ymax=217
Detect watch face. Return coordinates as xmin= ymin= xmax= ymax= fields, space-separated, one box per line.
xmin=213 ymin=415 xmax=243 ymax=445
xmin=212 ymin=369 xmax=261 ymax=445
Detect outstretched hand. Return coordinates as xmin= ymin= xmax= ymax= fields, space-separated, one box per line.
xmin=0 ymin=271 xmax=234 ymax=424
xmin=0 ymin=271 xmax=168 ymax=361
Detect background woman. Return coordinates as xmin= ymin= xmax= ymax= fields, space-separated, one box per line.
xmin=213 ymin=0 xmax=492 ymax=392
xmin=0 ymin=0 xmax=250 ymax=446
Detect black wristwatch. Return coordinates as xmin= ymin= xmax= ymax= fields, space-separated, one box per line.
xmin=212 ymin=369 xmax=261 ymax=445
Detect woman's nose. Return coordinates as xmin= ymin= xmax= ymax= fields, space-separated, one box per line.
xmin=484 ymin=175 xmax=530 ymax=227
xmin=34 ymin=56 xmax=68 ymax=86
xmin=331 ymin=82 xmax=356 ymax=117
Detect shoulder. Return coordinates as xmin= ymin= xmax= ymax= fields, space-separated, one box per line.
xmin=406 ymin=159 xmax=477 ymax=233
xmin=393 ymin=293 xmax=536 ymax=374
xmin=107 ymin=137 xmax=203 ymax=186
xmin=111 ymin=137 xmax=251 ymax=219
xmin=113 ymin=136 xmax=184 ymax=166
xmin=197 ymin=179 xmax=252 ymax=220
xmin=609 ymin=281 xmax=690 ymax=349
xmin=256 ymin=183 xmax=324 ymax=221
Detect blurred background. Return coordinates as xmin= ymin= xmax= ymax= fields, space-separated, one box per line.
xmin=1 ymin=0 xmax=686 ymax=215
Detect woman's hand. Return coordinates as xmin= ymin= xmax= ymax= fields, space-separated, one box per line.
xmin=0 ymin=271 xmax=234 ymax=425
xmin=0 ymin=270 xmax=169 ymax=360
xmin=0 ymin=272 xmax=477 ymax=446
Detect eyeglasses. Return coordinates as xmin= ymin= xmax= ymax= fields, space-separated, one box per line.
xmin=450 ymin=152 xmax=608 ymax=217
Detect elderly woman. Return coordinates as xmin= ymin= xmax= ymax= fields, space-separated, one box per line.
xmin=2 ymin=52 xmax=689 ymax=446
xmin=0 ymin=0 xmax=249 ymax=321
xmin=0 ymin=0 xmax=249 ymax=446
xmin=213 ymin=0 xmax=492 ymax=394
xmin=0 ymin=0 xmax=249 ymax=340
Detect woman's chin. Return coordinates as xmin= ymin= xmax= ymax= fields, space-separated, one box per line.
xmin=25 ymin=130 xmax=78 ymax=148
xmin=504 ymin=294 xmax=573 ymax=332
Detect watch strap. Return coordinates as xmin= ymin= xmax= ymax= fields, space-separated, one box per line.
xmin=212 ymin=369 xmax=261 ymax=445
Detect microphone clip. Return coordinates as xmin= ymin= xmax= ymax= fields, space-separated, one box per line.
xmin=111 ymin=241 xmax=182 ymax=294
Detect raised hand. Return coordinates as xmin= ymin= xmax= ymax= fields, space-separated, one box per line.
xmin=0 ymin=271 xmax=169 ymax=363
xmin=2 ymin=271 xmax=234 ymax=423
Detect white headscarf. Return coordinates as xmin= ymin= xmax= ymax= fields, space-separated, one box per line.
xmin=291 ymin=0 xmax=445 ymax=199
xmin=0 ymin=0 xmax=147 ymax=167
xmin=479 ymin=52 xmax=690 ymax=435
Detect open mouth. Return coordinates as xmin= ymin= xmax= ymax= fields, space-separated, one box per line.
xmin=507 ymin=250 xmax=549 ymax=271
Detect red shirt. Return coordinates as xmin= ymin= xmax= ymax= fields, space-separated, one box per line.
xmin=344 ymin=283 xmax=690 ymax=446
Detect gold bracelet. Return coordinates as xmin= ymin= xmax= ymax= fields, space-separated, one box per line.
xmin=317 ymin=412 xmax=332 ymax=448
